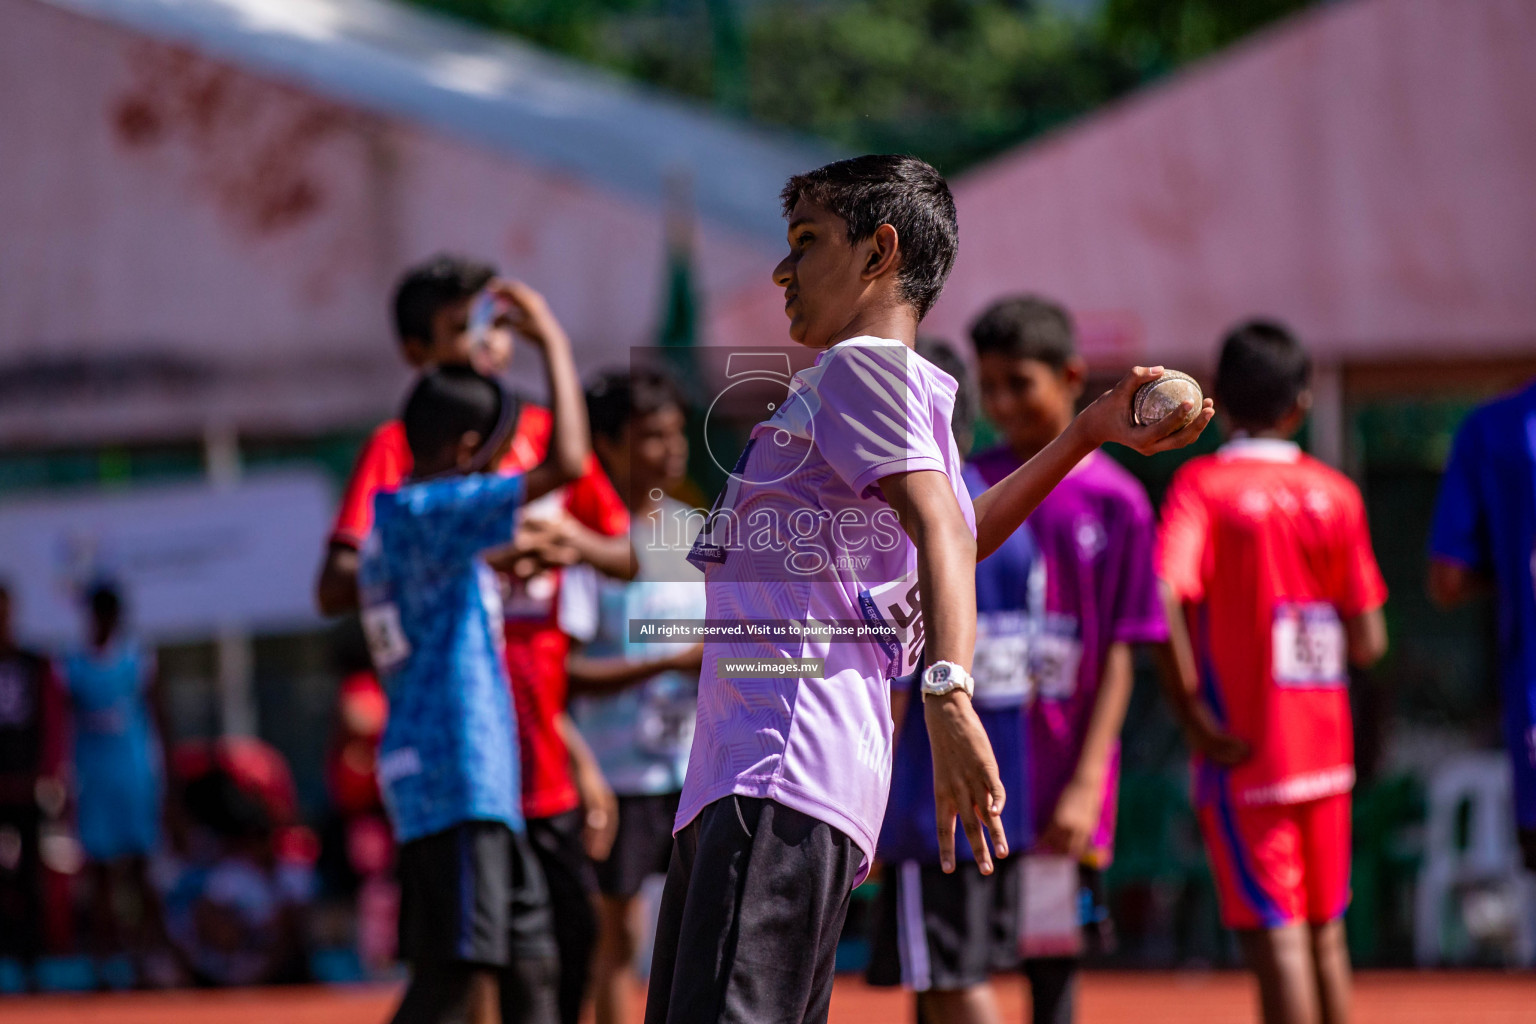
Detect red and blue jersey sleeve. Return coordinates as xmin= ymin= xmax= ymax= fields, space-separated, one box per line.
xmin=1156 ymin=461 xmax=1212 ymax=604
xmin=330 ymin=421 xmax=412 ymax=549
xmin=1335 ymin=481 xmax=1388 ymax=618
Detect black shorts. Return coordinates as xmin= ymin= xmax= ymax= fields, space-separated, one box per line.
xmin=644 ymin=796 xmax=862 ymax=1024
xmin=596 ymin=792 xmax=681 ymax=899
xmin=397 ymin=820 xmax=556 ymax=967
xmin=525 ymin=809 xmax=599 ymax=1024
xmin=866 ymin=858 xmax=1021 ymax=991
xmin=1521 ymin=828 xmax=1536 ymax=873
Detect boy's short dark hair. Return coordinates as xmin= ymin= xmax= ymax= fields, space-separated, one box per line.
xmin=916 ymin=338 xmax=976 ymax=455
xmin=392 ymin=254 xmax=497 ymax=344
xmin=969 ymin=295 xmax=1077 ymax=369
xmin=781 ymin=155 xmax=958 ymax=320
xmin=87 ymin=582 xmax=121 ymax=623
xmin=1215 ymin=319 xmax=1312 ymax=430
xmin=586 ymin=368 xmax=687 ymax=443
xmin=402 ymin=366 xmax=504 ymax=466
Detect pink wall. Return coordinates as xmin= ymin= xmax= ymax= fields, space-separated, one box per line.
xmin=0 ymin=0 xmax=769 ymax=443
xmin=711 ymin=0 xmax=1536 ymax=371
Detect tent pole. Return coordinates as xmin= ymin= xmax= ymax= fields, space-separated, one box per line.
xmin=1311 ymin=360 xmax=1345 ymax=470
xmin=204 ymin=422 xmax=256 ymax=738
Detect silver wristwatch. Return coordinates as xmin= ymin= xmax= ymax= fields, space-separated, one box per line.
xmin=920 ymin=660 xmax=975 ymax=700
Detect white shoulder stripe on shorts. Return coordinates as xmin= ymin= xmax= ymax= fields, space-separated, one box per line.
xmin=896 ymin=860 xmax=932 ymax=991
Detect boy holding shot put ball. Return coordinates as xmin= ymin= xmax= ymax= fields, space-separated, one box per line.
xmin=645 ymin=155 xmax=1212 ymax=1024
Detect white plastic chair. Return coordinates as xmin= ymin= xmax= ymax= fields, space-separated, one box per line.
xmin=1414 ymin=751 xmax=1536 ymax=966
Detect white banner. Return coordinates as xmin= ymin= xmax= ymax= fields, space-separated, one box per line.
xmin=0 ymin=470 xmax=333 ymax=645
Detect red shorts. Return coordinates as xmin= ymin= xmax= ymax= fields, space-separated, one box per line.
xmin=1197 ymin=792 xmax=1351 ymax=931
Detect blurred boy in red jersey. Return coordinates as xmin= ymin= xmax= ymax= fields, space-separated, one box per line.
xmin=315 ymin=255 xmax=631 ymax=1024
xmin=1157 ymin=321 xmax=1388 ymax=1024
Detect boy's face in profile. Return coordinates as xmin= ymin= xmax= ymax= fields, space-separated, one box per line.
xmin=774 ymin=199 xmax=877 ymax=349
xmin=978 ymin=353 xmax=1084 ymax=456
xmin=401 ymin=297 xmax=514 ymax=375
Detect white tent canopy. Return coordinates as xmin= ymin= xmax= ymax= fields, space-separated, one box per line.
xmin=0 ymin=0 xmax=834 ymax=446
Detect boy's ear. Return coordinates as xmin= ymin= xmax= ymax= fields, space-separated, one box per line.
xmin=1062 ymin=356 xmax=1088 ymax=399
xmin=453 ymin=431 xmax=485 ymax=472
xmin=400 ymin=337 xmax=432 ymax=369
xmin=1277 ymin=388 xmax=1314 ymax=436
xmin=861 ymin=223 xmax=902 ymax=282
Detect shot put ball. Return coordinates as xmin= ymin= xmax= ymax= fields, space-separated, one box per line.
xmin=1132 ymin=370 xmax=1202 ymax=427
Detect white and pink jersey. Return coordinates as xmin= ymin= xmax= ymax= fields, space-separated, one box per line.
xmin=682 ymin=337 xmax=975 ymax=871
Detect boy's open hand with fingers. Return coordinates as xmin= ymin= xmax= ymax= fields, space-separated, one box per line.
xmin=1183 ymin=703 xmax=1252 ymax=767
xmin=490 ymin=279 xmax=566 ymax=351
xmin=925 ymin=692 xmax=1009 ymax=875
xmin=1041 ymin=776 xmax=1104 ymax=861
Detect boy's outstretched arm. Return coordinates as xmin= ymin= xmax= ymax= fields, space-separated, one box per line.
xmin=880 ymin=468 xmax=1007 ymax=876
xmin=497 ymin=281 xmax=589 ymax=502
xmin=972 ymin=367 xmax=1214 ymax=561
xmin=567 ymin=644 xmax=702 ymax=698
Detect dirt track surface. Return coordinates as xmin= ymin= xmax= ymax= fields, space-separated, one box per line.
xmin=5 ymin=971 xmax=1534 ymax=1023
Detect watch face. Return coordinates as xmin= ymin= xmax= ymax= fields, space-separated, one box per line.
xmin=930 ymin=665 xmax=950 ymax=685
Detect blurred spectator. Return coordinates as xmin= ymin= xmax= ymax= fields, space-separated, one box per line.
xmin=1428 ymin=379 xmax=1536 ymax=872
xmin=323 ymin=668 xmax=397 ymax=971
xmin=62 ymin=582 xmax=171 ymax=982
xmin=0 ymin=581 xmax=71 ymax=975
xmin=161 ymin=737 xmax=316 ymax=986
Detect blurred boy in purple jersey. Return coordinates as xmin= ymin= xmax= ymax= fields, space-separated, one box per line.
xmin=967 ymin=297 xmax=1169 ymax=1024
xmin=869 ymin=340 xmax=1036 ymax=1024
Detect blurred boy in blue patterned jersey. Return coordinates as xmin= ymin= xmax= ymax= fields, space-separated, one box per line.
xmin=358 ymin=320 xmax=588 ymax=1024
xmin=569 ymin=368 xmax=705 ymax=1024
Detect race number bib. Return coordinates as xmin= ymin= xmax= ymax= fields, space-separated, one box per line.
xmin=362 ymin=602 xmax=411 ymax=671
xmin=858 ymin=572 xmax=923 ymax=679
xmin=636 ymin=683 xmax=696 ymax=758
xmin=1271 ymin=602 xmax=1346 ymax=686
xmin=1030 ymin=615 xmax=1082 ymax=702
xmin=1019 ymin=854 xmax=1084 ymax=959
xmin=973 ymin=611 xmax=1030 ymax=707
